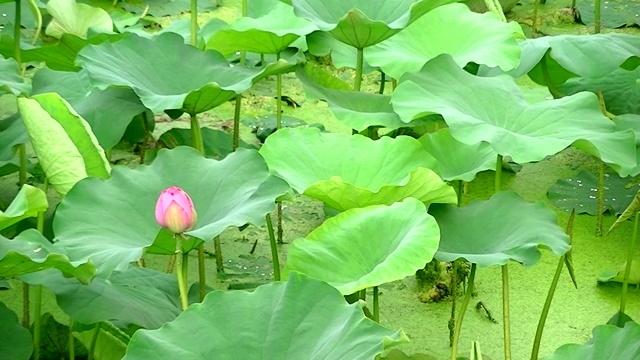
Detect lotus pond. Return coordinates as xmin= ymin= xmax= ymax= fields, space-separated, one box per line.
xmin=1 ymin=0 xmax=640 ymax=359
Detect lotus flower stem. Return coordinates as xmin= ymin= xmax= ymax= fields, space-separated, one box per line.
xmin=240 ymin=0 xmax=247 ymax=64
xmin=175 ymin=238 xmax=189 ymax=310
xmin=596 ymin=161 xmax=605 ymax=237
xmin=354 ymin=48 xmax=363 ymax=91
xmin=265 ymin=213 xmax=281 ymax=281
xmin=214 ymin=236 xmax=224 ymax=272
xmin=27 ymin=0 xmax=41 ymax=46
xmin=502 ymin=264 xmax=512 ymax=360
xmin=373 ymin=286 xmax=379 ymax=322
xmin=189 ymin=113 xmax=208 ymax=301
xmin=190 ymin=0 xmax=197 ymax=47
xmin=87 ymin=323 xmax=100 ymax=360
xmin=448 ymin=261 xmax=458 ymax=346
xmin=620 ymin=212 xmax=640 ymax=314
xmin=594 ymin=0 xmax=601 ymax=33
xmin=450 ymin=263 xmax=476 ymax=360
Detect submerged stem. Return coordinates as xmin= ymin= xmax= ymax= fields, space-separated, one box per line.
xmin=378 ymin=72 xmax=386 ymax=94
xmin=197 ymin=245 xmax=206 ymax=301
xmin=69 ymin=319 xmax=75 ymax=360
xmin=265 ymin=213 xmax=281 ymax=281
xmin=620 ymin=212 xmax=640 ymax=314
xmin=502 ymin=264 xmax=512 ymax=360
xmin=33 ymin=285 xmax=42 ymax=360
xmin=449 ymin=261 xmax=458 ymax=346
xmin=175 ymin=239 xmax=189 ymax=310
xmin=594 ymin=0 xmax=601 ymax=33
xmin=450 ymin=263 xmax=477 ymax=360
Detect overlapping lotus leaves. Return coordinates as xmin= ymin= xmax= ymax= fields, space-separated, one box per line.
xmin=0 ymin=229 xmax=95 ymax=283
xmin=45 ymin=0 xmax=113 ymax=39
xmin=418 ymin=128 xmax=497 ymax=182
xmin=77 ymin=32 xmax=294 ymax=114
xmin=431 ymin=191 xmax=570 ymax=267
xmin=0 ymin=301 xmax=32 ymax=360
xmin=558 ymin=66 xmax=640 ymax=115
xmin=366 ymin=3 xmax=524 ymax=79
xmin=17 ymin=93 xmax=111 ymax=196
xmin=259 ymin=127 xmax=456 ymax=210
xmin=283 ymin=199 xmax=440 ymax=294
xmin=32 ymin=68 xmax=148 ymax=149
xmin=206 ymin=0 xmax=316 ymax=56
xmin=20 ymin=266 xmax=180 ymax=329
xmin=53 ymin=147 xmax=291 ymax=275
xmin=543 ymin=321 xmax=640 ymax=359
xmin=0 ymin=55 xmax=30 ymax=96
xmin=296 ymin=63 xmax=408 ymax=130
xmin=291 ymin=0 xmax=457 ymax=48
xmin=392 ymin=54 xmax=637 ymax=176
xmin=513 ymin=34 xmax=640 ymax=87
xmin=123 ymin=272 xmax=407 ymax=359
xmin=0 ymin=185 xmax=48 ymax=231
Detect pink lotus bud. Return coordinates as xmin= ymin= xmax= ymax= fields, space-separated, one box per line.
xmin=155 ymin=186 xmax=197 ymax=234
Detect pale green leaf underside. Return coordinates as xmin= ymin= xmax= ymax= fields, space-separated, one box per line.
xmin=284 ymin=199 xmax=440 ymax=294
xmin=46 ymin=0 xmax=113 ymax=39
xmin=124 ymin=273 xmax=407 ymax=359
xmin=17 ymin=93 xmax=110 ymax=195
xmin=392 ymin=54 xmax=637 ymax=176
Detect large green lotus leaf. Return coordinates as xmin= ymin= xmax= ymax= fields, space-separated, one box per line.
xmin=206 ymin=1 xmax=316 ymax=56
xmin=543 ymin=321 xmax=640 ymax=360
xmin=77 ymin=32 xmax=294 ymax=114
xmin=0 ymin=185 xmax=47 ymax=231
xmin=259 ymin=127 xmax=452 ymax=210
xmin=53 ymin=147 xmax=291 ymax=275
xmin=283 ymin=199 xmax=440 ymax=294
xmin=431 ymin=191 xmax=570 ymax=267
xmin=32 ymin=68 xmax=148 ymax=149
xmin=0 ymin=114 xmax=27 ymax=177
xmin=21 ymin=266 xmax=180 ymax=329
xmin=46 ymin=0 xmax=113 ymax=39
xmin=418 ymin=128 xmax=497 ymax=182
xmin=121 ymin=0 xmax=215 ymax=17
xmin=292 ymin=0 xmax=457 ymax=49
xmin=366 ymin=3 xmax=523 ymax=79
xmin=558 ymin=66 xmax=640 ymax=116
xmin=614 ymin=114 xmax=640 ymax=176
xmin=306 ymin=167 xmax=457 ymax=212
xmin=296 ymin=63 xmax=407 ymax=130
xmin=0 ymin=55 xmax=30 ymax=96
xmin=17 ymin=93 xmax=111 ymax=196
xmin=123 ymin=272 xmax=407 ymax=359
xmin=0 ymin=0 xmax=38 ymax=29
xmin=0 ymin=301 xmax=32 ymax=360
xmin=0 ymin=229 xmax=95 ymax=283
xmin=547 ymin=170 xmax=637 ymax=216
xmin=513 ymin=34 xmax=640 ymax=87
xmin=392 ymin=54 xmax=638 ymax=176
